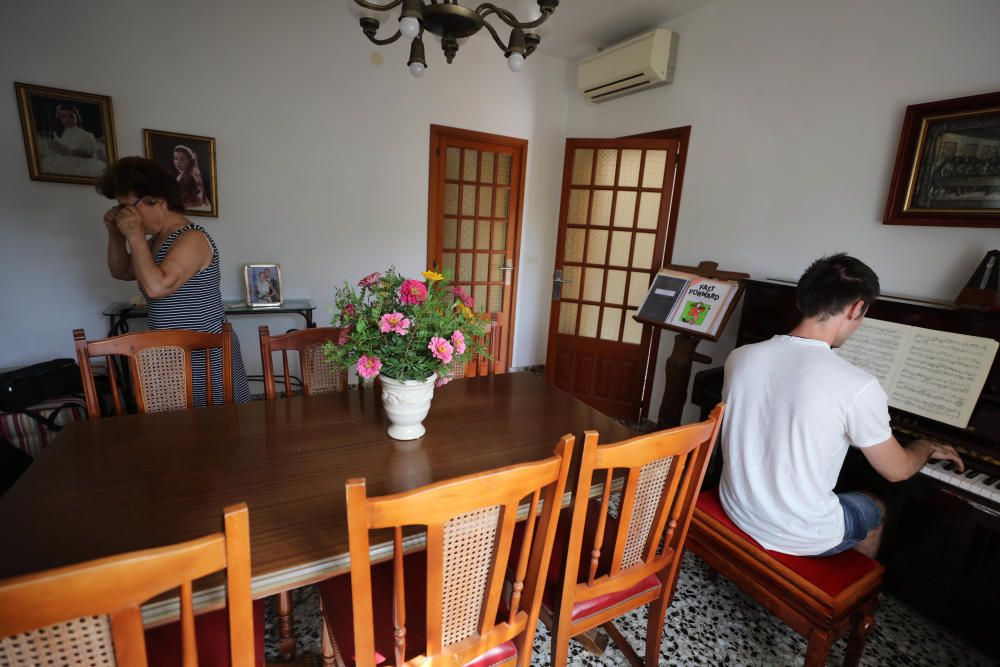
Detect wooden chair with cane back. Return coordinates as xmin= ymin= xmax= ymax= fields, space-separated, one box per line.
xmin=318 ymin=434 xmax=577 ymax=667
xmin=258 ymin=325 xmax=348 ymax=399
xmin=545 ymin=404 xmax=724 ymax=666
xmin=0 ymin=503 xmax=263 ymax=667
xmin=73 ymin=323 xmax=235 ymax=418
xmin=448 ymin=314 xmax=501 ymax=380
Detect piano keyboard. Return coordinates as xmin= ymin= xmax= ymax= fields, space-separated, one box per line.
xmin=920 ymin=459 xmax=1000 ymax=503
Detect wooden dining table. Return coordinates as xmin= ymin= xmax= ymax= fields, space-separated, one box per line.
xmin=0 ymin=372 xmax=632 ymax=627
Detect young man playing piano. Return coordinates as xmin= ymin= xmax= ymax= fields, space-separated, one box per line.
xmin=718 ymin=253 xmax=965 ymax=558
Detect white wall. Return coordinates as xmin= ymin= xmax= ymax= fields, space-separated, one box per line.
xmin=0 ymin=0 xmax=572 ymax=375
xmin=565 ymin=0 xmax=1000 ymax=421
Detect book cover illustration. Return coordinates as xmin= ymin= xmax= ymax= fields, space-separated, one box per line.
xmin=667 ymin=278 xmax=737 ymax=334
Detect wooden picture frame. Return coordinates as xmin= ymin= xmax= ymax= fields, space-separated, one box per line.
xmin=15 ymin=82 xmax=117 ymax=185
xmin=243 ymin=264 xmax=283 ymax=308
xmin=883 ymin=90 xmax=1000 ymax=228
xmin=143 ymin=129 xmax=219 ymax=217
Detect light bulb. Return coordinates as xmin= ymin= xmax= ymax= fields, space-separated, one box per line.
xmin=399 ymin=16 xmax=420 ymax=39
xmin=507 ymin=53 xmax=525 ymax=72
xmin=409 ymin=62 xmax=426 ymax=78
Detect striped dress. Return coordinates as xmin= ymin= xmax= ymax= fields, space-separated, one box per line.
xmin=143 ymin=223 xmax=252 ymax=406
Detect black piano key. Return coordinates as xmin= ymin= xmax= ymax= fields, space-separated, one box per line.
xmin=943 ymin=461 xmax=957 ymax=472
xmin=984 ymin=476 xmax=998 ymax=486
xmin=964 ymin=470 xmax=980 ymax=479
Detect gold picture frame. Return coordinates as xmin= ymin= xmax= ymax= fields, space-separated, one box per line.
xmin=143 ymin=129 xmax=219 ymax=217
xmin=243 ymin=264 xmax=283 ymax=308
xmin=15 ymin=82 xmax=117 ymax=185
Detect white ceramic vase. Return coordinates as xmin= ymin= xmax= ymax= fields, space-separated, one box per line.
xmin=379 ymin=373 xmax=436 ymax=440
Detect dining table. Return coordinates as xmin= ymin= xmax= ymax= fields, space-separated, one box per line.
xmin=0 ymin=372 xmax=633 ymax=629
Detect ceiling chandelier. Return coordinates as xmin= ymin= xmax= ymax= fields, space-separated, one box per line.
xmin=350 ymin=0 xmax=559 ymax=77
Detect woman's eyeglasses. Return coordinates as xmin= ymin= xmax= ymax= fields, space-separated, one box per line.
xmin=114 ymin=197 xmax=157 ymax=211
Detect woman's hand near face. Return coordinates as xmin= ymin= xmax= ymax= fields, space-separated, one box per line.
xmin=103 ymin=207 xmax=122 ymax=235
xmin=114 ymin=207 xmax=145 ymax=241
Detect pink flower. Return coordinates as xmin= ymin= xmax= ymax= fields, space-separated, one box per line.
xmin=452 ymin=286 xmax=474 ymax=308
xmin=450 ymin=330 xmax=466 ymax=355
xmin=379 ymin=312 xmax=411 ymax=335
xmin=356 ymin=355 xmax=382 ymax=379
xmin=399 ymin=279 xmax=428 ymax=305
xmin=428 ymin=336 xmax=454 ymax=364
xmin=435 ymin=375 xmax=452 ymax=388
xmin=358 ymin=272 xmax=381 ymax=288
xmin=337 ymin=328 xmax=351 ymax=345
xmin=342 ymin=303 xmax=356 ymax=318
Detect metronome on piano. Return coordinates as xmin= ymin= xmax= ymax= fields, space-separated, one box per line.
xmin=956 ymin=249 xmax=1000 ymax=311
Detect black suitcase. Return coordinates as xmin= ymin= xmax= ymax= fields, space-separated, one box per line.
xmin=0 ymin=358 xmax=83 ymax=414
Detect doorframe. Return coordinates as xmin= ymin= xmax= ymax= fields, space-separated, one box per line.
xmin=426 ymin=124 xmax=528 ymax=372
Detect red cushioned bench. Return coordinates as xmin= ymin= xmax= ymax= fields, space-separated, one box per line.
xmin=686 ymin=489 xmax=884 ymax=667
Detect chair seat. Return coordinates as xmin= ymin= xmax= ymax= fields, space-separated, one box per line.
xmin=319 ymin=551 xmax=516 ymax=666
xmin=145 ymin=599 xmax=266 ymax=667
xmin=696 ymin=489 xmax=881 ymax=598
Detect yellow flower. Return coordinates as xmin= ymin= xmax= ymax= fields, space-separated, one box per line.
xmin=422 ymin=270 xmax=444 ymax=282
xmin=458 ymin=304 xmax=475 ymax=320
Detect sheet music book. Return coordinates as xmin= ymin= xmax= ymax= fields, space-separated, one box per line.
xmin=636 ymin=269 xmax=739 ymax=337
xmin=836 ymin=318 xmax=999 ymax=428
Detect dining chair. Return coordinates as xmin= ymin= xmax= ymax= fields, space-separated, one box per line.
xmin=73 ymin=324 xmax=235 ymax=418
xmin=449 ymin=314 xmax=501 ymax=379
xmin=318 ymin=433 xmax=576 ymax=667
xmin=258 ymin=325 xmax=348 ymax=399
xmin=0 ymin=503 xmax=262 ymax=667
xmin=547 ymin=404 xmax=724 ymax=666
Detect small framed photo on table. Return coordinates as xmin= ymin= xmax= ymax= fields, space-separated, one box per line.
xmin=244 ymin=264 xmax=283 ymax=308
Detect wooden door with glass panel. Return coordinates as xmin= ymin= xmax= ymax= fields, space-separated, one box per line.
xmin=546 ymin=138 xmax=679 ymax=420
xmin=428 ymin=127 xmax=526 ymax=375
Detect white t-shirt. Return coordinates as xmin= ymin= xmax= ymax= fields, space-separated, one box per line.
xmin=719 ymin=335 xmax=892 ymax=555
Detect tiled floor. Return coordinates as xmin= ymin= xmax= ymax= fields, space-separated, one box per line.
xmin=264 ymin=551 xmax=997 ymax=666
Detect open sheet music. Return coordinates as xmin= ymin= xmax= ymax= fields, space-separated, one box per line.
xmin=836 ymin=318 xmax=999 ymax=429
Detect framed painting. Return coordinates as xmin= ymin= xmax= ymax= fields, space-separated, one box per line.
xmin=15 ymin=82 xmax=117 ymax=185
xmin=883 ymin=90 xmax=1000 ymax=228
xmin=143 ymin=129 xmax=219 ymax=217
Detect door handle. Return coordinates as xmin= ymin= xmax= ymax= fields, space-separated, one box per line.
xmin=499 ymin=258 xmax=514 ymax=286
xmin=552 ymin=269 xmax=573 ymax=300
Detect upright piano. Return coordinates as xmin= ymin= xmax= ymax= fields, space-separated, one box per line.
xmin=691 ymin=279 xmax=1000 ymax=657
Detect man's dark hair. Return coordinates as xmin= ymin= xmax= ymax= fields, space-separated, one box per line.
xmin=95 ymin=157 xmax=184 ymax=212
xmin=796 ymin=253 xmax=880 ymax=319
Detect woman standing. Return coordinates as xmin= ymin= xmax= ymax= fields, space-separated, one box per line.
xmin=96 ymin=157 xmax=251 ymax=406
xmin=172 ymin=145 xmax=211 ymax=210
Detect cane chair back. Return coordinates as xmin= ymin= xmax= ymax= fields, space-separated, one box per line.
xmin=449 ymin=314 xmax=501 ymax=380
xmin=342 ymin=435 xmax=575 ymax=667
xmin=0 ymin=503 xmax=255 ymax=667
xmin=551 ymin=404 xmax=724 ymax=666
xmin=73 ymin=324 xmax=235 ymax=418
xmin=258 ymin=326 xmax=347 ymax=399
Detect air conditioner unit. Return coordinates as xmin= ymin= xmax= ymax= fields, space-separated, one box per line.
xmin=578 ymin=28 xmax=678 ymax=103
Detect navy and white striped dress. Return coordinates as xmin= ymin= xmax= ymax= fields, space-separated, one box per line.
xmin=143 ymin=223 xmax=252 ymax=406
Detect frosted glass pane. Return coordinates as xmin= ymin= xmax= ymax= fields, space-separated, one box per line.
xmin=632 ymin=233 xmax=654 ymax=269
xmin=609 ymin=231 xmax=631 ymax=267
xmin=474 ymin=285 xmax=487 ymax=312
xmin=458 ymin=253 xmax=473 ymax=281
xmin=600 ymin=307 xmax=622 ymax=341
xmin=480 ymin=152 xmax=495 ymax=183
xmin=628 ymin=272 xmax=650 ymax=306
xmin=563 ymin=228 xmax=585 ymax=263
xmin=443 ymin=218 xmax=457 ymax=249
xmin=492 ymin=221 xmax=507 ymax=250
xmin=595 ymin=149 xmax=617 ymax=186
xmin=460 ymin=219 xmax=474 ymax=249
xmin=478 ymin=187 xmax=493 ymax=218
xmin=489 ymin=285 xmax=502 ymax=312
xmin=623 ymin=310 xmax=643 ymax=344
xmin=579 ymin=305 xmax=599 ymax=338
xmin=562 ymin=265 xmax=581 ymax=300
xmin=461 ymin=185 xmax=476 ymax=216
xmin=444 ymin=183 xmax=459 ymax=216
xmin=463 ymin=148 xmax=478 ymax=181
xmin=558 ymin=302 xmax=578 ymax=335
xmin=568 ymin=189 xmax=589 ymax=225
xmin=445 ymin=147 xmax=460 ymax=180
xmin=637 ymin=192 xmax=661 ymax=230
xmin=642 ymin=150 xmax=667 ymax=188
xmin=619 ymin=149 xmax=641 ymax=187
xmin=498 ymin=153 xmax=512 ymax=185
xmin=590 ymin=190 xmax=612 ymax=226
xmin=442 ymin=252 xmax=455 ymax=276
xmin=571 ymin=149 xmax=593 ymax=185
xmin=489 ymin=253 xmax=504 ymax=282
xmin=476 ymin=220 xmax=490 ymax=250
xmin=586 ymin=229 xmax=608 ymax=264
xmin=583 ymin=268 xmax=604 ymax=302
xmin=605 ymin=269 xmax=627 ymax=305
xmin=494 ymin=189 xmax=510 ymax=218
xmin=475 ymin=254 xmax=488 ymax=282
xmin=613 ymin=190 xmax=637 ymax=227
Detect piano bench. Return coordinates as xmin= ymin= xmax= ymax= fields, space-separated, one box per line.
xmin=686 ymin=489 xmax=885 ymax=667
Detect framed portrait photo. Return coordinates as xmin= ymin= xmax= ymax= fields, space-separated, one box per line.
xmin=883 ymin=90 xmax=1000 ymax=228
xmin=144 ymin=129 xmax=219 ymax=217
xmin=243 ymin=264 xmax=283 ymax=308
xmin=15 ymin=82 xmax=117 ymax=185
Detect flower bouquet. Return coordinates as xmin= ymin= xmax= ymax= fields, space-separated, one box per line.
xmin=324 ymin=268 xmax=488 ymax=439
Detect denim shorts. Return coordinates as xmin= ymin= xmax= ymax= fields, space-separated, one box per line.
xmin=816 ymin=492 xmax=883 ymax=557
